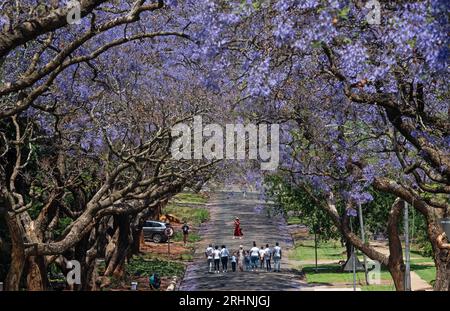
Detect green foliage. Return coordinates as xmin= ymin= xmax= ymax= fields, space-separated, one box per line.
xmin=194 ymin=208 xmax=210 ymax=223
xmin=126 ymin=257 xmax=185 ymax=277
xmin=264 ymin=174 xmax=341 ymax=241
xmin=54 ymin=217 xmax=73 ymax=237
xmin=414 ymin=218 xmax=434 ymax=258
xmin=361 ymin=187 xmax=396 ymax=236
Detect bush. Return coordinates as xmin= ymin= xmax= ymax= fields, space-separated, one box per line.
xmin=126 ymin=256 xmax=185 ymax=278
xmin=194 ymin=209 xmax=210 ymax=223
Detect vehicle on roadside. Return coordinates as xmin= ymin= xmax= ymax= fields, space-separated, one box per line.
xmin=142 ymin=220 xmax=169 ymax=243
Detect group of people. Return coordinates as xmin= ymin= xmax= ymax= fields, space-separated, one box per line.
xmin=204 ymin=241 xmax=282 ymax=274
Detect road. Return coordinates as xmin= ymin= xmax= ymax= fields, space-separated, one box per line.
xmin=179 ymin=192 xmax=308 ymax=291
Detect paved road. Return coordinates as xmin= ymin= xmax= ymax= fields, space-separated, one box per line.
xmin=179 ymin=192 xmax=308 ymax=291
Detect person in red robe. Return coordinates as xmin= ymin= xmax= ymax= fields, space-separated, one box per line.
xmin=233 ymin=217 xmax=243 ymax=239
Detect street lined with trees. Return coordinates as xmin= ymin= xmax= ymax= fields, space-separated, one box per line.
xmin=0 ymin=0 xmax=448 ymax=291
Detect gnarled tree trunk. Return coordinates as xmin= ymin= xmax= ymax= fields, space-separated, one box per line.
xmin=104 ymin=214 xmax=131 ymax=278
xmin=386 ymin=199 xmax=405 ymax=291
xmin=4 ymin=212 xmax=25 ymax=291
xmin=25 ymin=255 xmax=47 ymax=291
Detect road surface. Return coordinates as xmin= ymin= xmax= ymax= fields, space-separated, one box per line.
xmin=179 ymin=192 xmax=308 ymax=291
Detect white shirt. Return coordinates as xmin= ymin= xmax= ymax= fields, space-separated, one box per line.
xmin=220 ymin=248 xmax=230 ymax=257
xmin=259 ymin=249 xmax=266 ymax=257
xmin=273 ymin=246 xmax=281 ymax=258
xmin=206 ymin=247 xmax=213 ymax=259
xmin=250 ymin=247 xmax=260 ymax=257
xmin=264 ymin=247 xmax=271 ymax=258
xmin=213 ymin=249 xmax=221 ymax=259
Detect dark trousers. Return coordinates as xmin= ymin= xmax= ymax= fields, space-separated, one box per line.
xmin=265 ymin=259 xmax=271 ymax=271
xmin=231 ymin=262 xmax=236 ymax=272
xmin=214 ymin=259 xmax=220 ymax=271
xmin=221 ymin=256 xmax=228 ymax=271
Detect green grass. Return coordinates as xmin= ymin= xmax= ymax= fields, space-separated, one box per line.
xmin=361 ymin=284 xmax=396 ymax=291
xmin=287 ymin=216 xmax=302 ymax=225
xmin=408 ymin=248 xmax=435 ymax=285
xmin=163 ymin=205 xmax=210 ymax=225
xmin=411 ymin=263 xmax=436 ymax=285
xmin=171 ymin=231 xmax=202 ymax=243
xmin=289 ymin=240 xmax=345 ymax=261
xmin=302 ymin=264 xmax=395 ymax=291
xmin=126 ymin=256 xmax=185 ymax=277
xmin=410 ymin=257 xmax=434 ymax=263
xmin=173 ymin=192 xmax=207 ymax=204
xmin=302 ymin=264 xmax=393 ymax=284
xmin=293 ymin=239 xmax=437 ymax=289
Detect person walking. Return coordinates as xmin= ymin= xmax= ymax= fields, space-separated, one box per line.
xmin=238 ymin=245 xmax=245 ymax=272
xmin=220 ymin=245 xmax=230 ymax=272
xmin=213 ymin=245 xmax=221 ymax=274
xmin=205 ymin=244 xmax=214 ymax=273
xmin=273 ymin=242 xmax=282 ymax=272
xmin=244 ymin=251 xmax=251 ymax=271
xmin=264 ymin=244 xmax=272 ymax=272
xmin=231 ymin=252 xmax=237 ymax=272
xmin=181 ymin=221 xmax=190 ymax=246
xmin=259 ymin=245 xmax=265 ymax=269
xmin=250 ymin=241 xmax=260 ymax=272
xmin=233 ymin=217 xmax=243 ymax=239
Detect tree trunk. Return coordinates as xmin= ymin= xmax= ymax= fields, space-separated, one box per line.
xmin=104 ymin=215 xmax=131 ymax=278
xmin=131 ymin=228 xmax=142 ymax=256
xmin=4 ymin=212 xmax=25 ymax=291
xmin=434 ymin=254 xmax=450 ymax=291
xmin=345 ymin=239 xmax=352 ymax=261
xmin=25 ymin=256 xmax=47 ymax=291
xmin=428 ymin=219 xmax=450 ymax=291
xmin=387 ymin=199 xmax=405 ymax=291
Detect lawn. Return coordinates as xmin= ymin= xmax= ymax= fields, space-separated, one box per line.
xmin=172 ymin=231 xmax=202 ymax=243
xmin=163 ymin=204 xmax=210 ymax=225
xmin=411 ymin=263 xmax=436 ymax=285
xmin=302 ymin=264 xmax=395 ymax=291
xmin=173 ymin=192 xmax=208 ymax=204
xmin=289 ymin=240 xmax=345 ymax=261
xmin=409 ymin=247 xmax=435 ymax=285
xmin=295 ymin=241 xmax=437 ymax=289
xmin=287 ymin=216 xmax=303 ymax=225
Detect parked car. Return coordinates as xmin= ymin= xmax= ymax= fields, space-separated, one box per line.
xmin=142 ymin=220 xmax=168 ymax=243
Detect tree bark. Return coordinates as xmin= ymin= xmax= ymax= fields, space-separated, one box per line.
xmin=386 ymin=199 xmax=405 ymax=291
xmin=131 ymin=228 xmax=142 ymax=256
xmin=104 ymin=215 xmax=131 ymax=278
xmin=4 ymin=212 xmax=25 ymax=290
xmin=25 ymin=256 xmax=47 ymax=291
xmin=428 ymin=220 xmax=450 ymax=291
